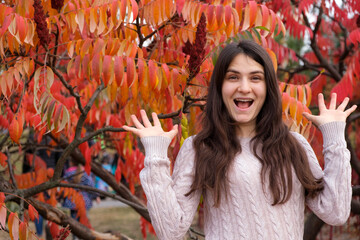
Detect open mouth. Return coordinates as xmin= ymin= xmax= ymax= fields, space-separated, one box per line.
xmin=234 ymin=98 xmax=253 ymax=109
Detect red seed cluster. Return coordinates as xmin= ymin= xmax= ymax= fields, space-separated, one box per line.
xmin=186 ymin=13 xmax=207 ymax=77
xmin=33 ymin=0 xmax=50 ymax=48
xmin=51 ymin=0 xmax=64 ymax=11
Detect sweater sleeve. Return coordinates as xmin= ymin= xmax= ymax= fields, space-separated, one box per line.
xmin=293 ymin=121 xmax=352 ymax=226
xmin=139 ymin=136 xmax=201 ymax=240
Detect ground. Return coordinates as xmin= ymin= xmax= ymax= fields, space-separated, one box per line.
xmin=0 ymin=200 xmax=359 ymax=239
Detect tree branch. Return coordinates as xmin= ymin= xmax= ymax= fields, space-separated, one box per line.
xmin=58 ymin=182 xmax=147 ymax=211
xmin=28 ymin=198 xmax=129 ymax=240
xmin=52 ymin=82 xmax=105 ymax=180
xmin=52 ymin=134 xmax=151 ymax=221
xmin=302 ymin=8 xmax=342 ymax=82
xmin=33 ymin=58 xmax=85 ymax=115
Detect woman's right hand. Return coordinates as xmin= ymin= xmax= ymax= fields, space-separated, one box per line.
xmin=122 ymin=109 xmax=178 ymax=140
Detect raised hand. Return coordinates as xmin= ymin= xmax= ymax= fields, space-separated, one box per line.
xmin=122 ymin=109 xmax=178 ymax=140
xmin=303 ymin=93 xmax=357 ymax=127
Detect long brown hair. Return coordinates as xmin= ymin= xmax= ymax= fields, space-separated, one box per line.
xmin=187 ymin=40 xmax=323 ymax=206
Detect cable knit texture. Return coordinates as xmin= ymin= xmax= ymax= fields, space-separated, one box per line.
xmin=139 ymin=121 xmax=351 ymax=240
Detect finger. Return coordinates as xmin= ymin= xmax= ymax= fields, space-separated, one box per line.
xmin=122 ymin=125 xmax=140 ymax=135
xmin=318 ymin=93 xmax=326 ymax=112
xmin=152 ymin=112 xmax=161 ymax=127
xmin=337 ymin=97 xmax=349 ymax=112
xmin=329 ymin=92 xmax=337 ymax=110
xmin=140 ymin=110 xmax=152 ymax=128
xmin=130 ymin=114 xmax=144 ymax=129
xmin=344 ymin=105 xmax=357 ymax=117
xmin=169 ymin=124 xmax=179 ymax=138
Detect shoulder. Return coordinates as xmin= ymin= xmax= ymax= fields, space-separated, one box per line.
xmin=177 ymin=136 xmax=196 ymax=158
xmin=289 ymin=131 xmax=309 ymax=145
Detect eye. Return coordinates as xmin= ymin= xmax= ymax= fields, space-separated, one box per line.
xmin=251 ymin=75 xmax=264 ymax=81
xmin=226 ymin=75 xmax=239 ymax=81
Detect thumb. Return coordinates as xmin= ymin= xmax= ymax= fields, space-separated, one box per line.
xmin=302 ymin=112 xmax=315 ymax=122
xmin=170 ymin=124 xmax=179 ymax=137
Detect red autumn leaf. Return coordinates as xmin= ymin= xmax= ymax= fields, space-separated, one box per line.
xmin=0 ymin=152 xmax=7 ymax=167
xmin=47 ymin=168 xmax=54 ymax=178
xmin=0 ymin=203 xmax=6 ymax=229
xmin=48 ymin=221 xmax=60 ymax=239
xmin=9 ymin=114 xmax=23 ymax=144
xmin=140 ymin=217 xmax=147 ymax=239
xmin=0 ymin=192 xmax=5 ymax=204
xmin=8 ymin=212 xmax=19 ymax=240
xmin=115 ymin=164 xmax=121 ymax=183
xmin=28 ymin=204 xmax=39 ymax=221
xmin=19 ymin=221 xmax=27 ymax=240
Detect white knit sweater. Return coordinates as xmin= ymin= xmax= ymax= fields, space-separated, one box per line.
xmin=139 ymin=122 xmax=352 ymax=240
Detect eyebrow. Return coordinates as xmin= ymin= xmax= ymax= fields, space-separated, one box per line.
xmin=226 ymin=69 xmax=264 ymax=75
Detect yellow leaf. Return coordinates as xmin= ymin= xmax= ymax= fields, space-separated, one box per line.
xmin=97 ymin=6 xmax=107 ymax=35
xmin=89 ymin=8 xmax=97 ymax=33
xmin=75 ymin=9 xmax=85 ymax=33
xmin=46 ymin=66 xmax=54 ymax=90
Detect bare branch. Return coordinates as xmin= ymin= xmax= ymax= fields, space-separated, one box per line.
xmin=33 ymin=59 xmax=85 ymax=115
xmin=302 ymin=9 xmax=342 ymax=82
xmin=58 ymin=182 xmax=147 ymax=211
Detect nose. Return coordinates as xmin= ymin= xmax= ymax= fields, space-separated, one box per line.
xmin=237 ymin=79 xmax=251 ymax=93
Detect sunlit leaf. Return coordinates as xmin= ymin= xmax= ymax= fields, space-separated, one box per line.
xmin=0 ymin=152 xmax=7 ymax=167
xmin=9 ymin=114 xmax=23 ymax=144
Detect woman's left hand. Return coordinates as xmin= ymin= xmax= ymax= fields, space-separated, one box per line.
xmin=302 ymin=93 xmax=357 ymax=127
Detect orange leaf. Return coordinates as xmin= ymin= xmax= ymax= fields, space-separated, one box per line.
xmin=297 ymin=85 xmax=305 ymax=104
xmin=0 ymin=152 xmax=7 ymax=167
xmin=9 ymin=114 xmax=23 ymax=144
xmin=16 ymin=15 xmax=26 ymax=43
xmin=224 ymin=5 xmax=232 ymax=25
xmin=305 ymin=84 xmax=312 ymax=107
xmin=47 ymin=168 xmax=54 ymax=178
xmin=114 ymin=56 xmax=124 ymax=86
xmin=152 ymin=1 xmax=160 ymax=25
xmin=137 ymin=58 xmax=145 ymax=85
xmin=102 ymin=55 xmax=113 ymax=87
xmin=282 ymin=92 xmax=290 ymax=113
xmin=289 ymin=97 xmax=297 ymax=120
xmin=120 ymin=0 xmax=127 ymax=21
xmin=129 ymin=0 xmax=139 ymax=21
xmin=296 ymin=101 xmax=304 ymax=126
xmin=8 ymin=212 xmax=19 ymax=240
xmin=242 ymin=1 xmax=258 ymax=30
xmin=266 ymin=48 xmax=277 ymax=73
xmin=91 ymin=54 xmax=102 ymax=85
xmin=19 ymin=221 xmax=26 ymax=240
xmin=215 ymin=5 xmax=224 ymax=27
xmin=148 ymin=60 xmax=157 ymax=89
xmin=176 ymin=0 xmax=185 ymax=16
xmin=261 ymin=5 xmax=269 ymax=28
xmin=28 ymin=204 xmax=39 ymax=221
xmin=234 ymin=0 xmax=243 ymax=23
xmin=268 ymin=10 xmax=276 ymax=36
xmin=206 ymin=5 xmax=216 ymax=30
xmin=126 ymin=57 xmax=136 ymax=87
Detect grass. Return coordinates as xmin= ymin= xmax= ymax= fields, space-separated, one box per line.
xmin=88 ymin=206 xmax=158 ymax=240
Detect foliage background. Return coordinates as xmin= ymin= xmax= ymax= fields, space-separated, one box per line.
xmin=0 ymin=0 xmax=359 ymax=239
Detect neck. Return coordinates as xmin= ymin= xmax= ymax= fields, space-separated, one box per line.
xmin=236 ymin=125 xmax=256 ymax=138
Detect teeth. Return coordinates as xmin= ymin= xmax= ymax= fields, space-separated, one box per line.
xmin=235 ymin=99 xmax=252 ymax=102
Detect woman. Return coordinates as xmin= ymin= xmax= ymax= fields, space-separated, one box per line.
xmin=123 ymin=40 xmax=357 ymax=239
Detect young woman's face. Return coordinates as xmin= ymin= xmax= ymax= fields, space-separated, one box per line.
xmin=221 ymin=54 xmax=267 ymax=137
